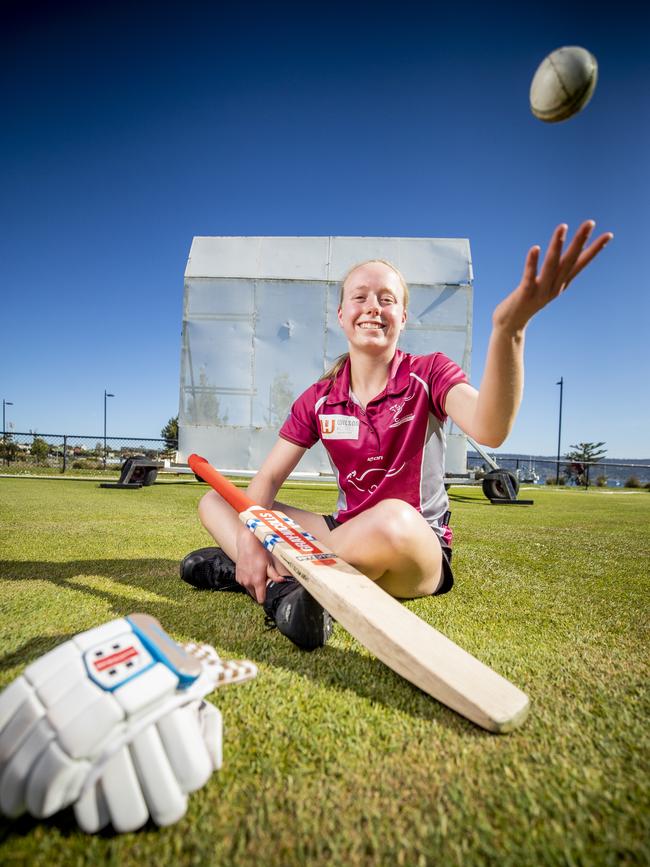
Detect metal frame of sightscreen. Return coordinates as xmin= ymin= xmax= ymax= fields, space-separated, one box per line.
xmin=178 ymin=236 xmax=473 ymax=477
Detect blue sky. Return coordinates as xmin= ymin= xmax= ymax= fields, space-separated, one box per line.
xmin=2 ymin=0 xmax=648 ymax=458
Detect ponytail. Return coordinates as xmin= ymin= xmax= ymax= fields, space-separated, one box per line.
xmin=320 ymin=353 xmax=349 ymax=382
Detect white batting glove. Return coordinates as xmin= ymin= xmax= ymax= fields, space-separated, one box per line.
xmin=0 ymin=613 xmax=257 ymax=833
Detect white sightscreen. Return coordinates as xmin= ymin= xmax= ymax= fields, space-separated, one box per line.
xmin=179 ymin=237 xmax=473 ymax=475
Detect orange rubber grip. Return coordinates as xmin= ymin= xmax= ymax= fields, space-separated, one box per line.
xmin=188 ymin=454 xmax=254 ymax=515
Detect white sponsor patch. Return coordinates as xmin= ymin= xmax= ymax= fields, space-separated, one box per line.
xmin=318 ymin=414 xmax=359 ymax=440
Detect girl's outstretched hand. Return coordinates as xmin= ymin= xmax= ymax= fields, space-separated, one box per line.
xmin=492 ymin=221 xmax=613 ymax=334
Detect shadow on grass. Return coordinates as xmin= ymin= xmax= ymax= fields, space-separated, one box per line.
xmin=0 ymin=559 xmax=487 ymax=735
xmin=447 ymin=491 xmax=491 ymax=504
xmin=0 ymin=808 xmax=91 ymax=843
xmin=0 ymin=807 xmax=154 ymax=842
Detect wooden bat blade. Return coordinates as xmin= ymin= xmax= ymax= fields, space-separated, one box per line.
xmin=188 ymin=454 xmax=530 ymax=733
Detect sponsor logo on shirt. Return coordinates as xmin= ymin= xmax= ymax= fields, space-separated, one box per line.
xmin=319 ymin=414 xmax=360 ymax=440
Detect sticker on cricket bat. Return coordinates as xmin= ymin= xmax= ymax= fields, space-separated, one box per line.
xmin=187 ymin=453 xmax=530 ymax=733
xmin=248 ymin=508 xmax=338 ymax=565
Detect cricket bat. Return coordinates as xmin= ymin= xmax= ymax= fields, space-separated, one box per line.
xmin=188 ymin=453 xmax=530 ymax=733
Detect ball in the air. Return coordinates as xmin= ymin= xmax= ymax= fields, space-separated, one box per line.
xmin=529 ymin=46 xmax=598 ymax=123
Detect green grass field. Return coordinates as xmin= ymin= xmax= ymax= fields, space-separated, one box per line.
xmin=0 ymin=477 xmax=648 ymax=866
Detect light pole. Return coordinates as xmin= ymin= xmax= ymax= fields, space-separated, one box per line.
xmin=103 ymin=390 xmax=114 ymax=467
xmin=555 ymin=377 xmax=563 ymax=485
xmin=2 ymin=399 xmax=13 ymax=439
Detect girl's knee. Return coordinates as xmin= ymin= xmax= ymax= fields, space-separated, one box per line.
xmin=374 ymin=499 xmax=422 ymax=549
xmin=197 ymin=490 xmax=221 ymax=525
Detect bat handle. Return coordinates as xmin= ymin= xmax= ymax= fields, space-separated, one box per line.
xmin=188 ymin=454 xmax=254 ymax=515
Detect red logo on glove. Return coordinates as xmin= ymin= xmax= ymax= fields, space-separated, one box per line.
xmin=92 ymin=646 xmax=139 ymax=672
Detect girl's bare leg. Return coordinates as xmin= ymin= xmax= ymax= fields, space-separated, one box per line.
xmin=197 ymin=492 xmax=442 ymax=599
xmin=267 ymin=499 xmax=443 ymax=599
xmin=196 ymin=491 xmax=242 ymax=561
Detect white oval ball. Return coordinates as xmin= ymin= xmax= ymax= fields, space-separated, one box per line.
xmin=530 ymin=46 xmax=598 ymax=123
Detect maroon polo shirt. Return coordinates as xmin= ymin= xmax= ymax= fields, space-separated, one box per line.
xmin=279 ymin=350 xmax=467 ymax=544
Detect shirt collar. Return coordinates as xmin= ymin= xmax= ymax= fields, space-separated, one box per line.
xmin=325 ymin=350 xmax=410 ymax=405
xmin=386 ymin=349 xmax=410 ymax=396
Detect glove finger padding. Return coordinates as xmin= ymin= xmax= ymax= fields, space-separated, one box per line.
xmin=74 ymin=700 xmax=223 ymax=834
xmin=75 ymin=744 xmax=147 ymax=834
xmin=157 ymin=701 xmax=221 ymax=791
xmin=0 ymin=614 xmax=256 ymax=833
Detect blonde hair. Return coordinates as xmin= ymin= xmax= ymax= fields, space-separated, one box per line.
xmin=320 ymin=259 xmax=409 ymax=382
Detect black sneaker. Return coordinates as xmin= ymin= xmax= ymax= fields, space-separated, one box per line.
xmin=180 ymin=547 xmax=248 ymax=593
xmin=263 ymin=577 xmax=333 ymax=651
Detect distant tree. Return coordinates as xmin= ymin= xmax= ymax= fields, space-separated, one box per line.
xmin=624 ymin=476 xmax=641 ymax=489
xmin=30 ymin=436 xmax=49 ymax=465
xmin=161 ymin=416 xmax=179 ymax=450
xmin=564 ymin=442 xmax=607 ymax=488
xmin=0 ymin=435 xmax=18 ymax=465
xmin=265 ymin=373 xmax=294 ymax=428
xmin=186 ymin=368 xmax=228 ymax=425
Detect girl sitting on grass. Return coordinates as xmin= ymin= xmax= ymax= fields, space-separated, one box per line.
xmin=181 ymin=221 xmax=612 ymax=650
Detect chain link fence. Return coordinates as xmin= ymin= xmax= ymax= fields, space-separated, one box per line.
xmin=467 ymin=452 xmax=650 ymax=488
xmin=1 ymin=432 xmax=647 ymax=489
xmin=0 ymin=432 xmax=177 ymax=476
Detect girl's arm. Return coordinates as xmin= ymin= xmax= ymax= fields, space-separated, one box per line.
xmin=245 ymin=437 xmax=307 ymax=505
xmin=445 ymin=221 xmax=612 ymax=447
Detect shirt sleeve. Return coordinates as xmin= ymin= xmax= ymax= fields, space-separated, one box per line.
xmin=428 ymin=353 xmax=469 ymax=421
xmin=278 ymin=386 xmax=320 ymax=448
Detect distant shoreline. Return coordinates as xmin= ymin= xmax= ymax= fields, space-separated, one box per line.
xmin=467 ymin=451 xmax=650 ymax=484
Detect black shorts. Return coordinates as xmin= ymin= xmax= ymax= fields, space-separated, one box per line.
xmin=321 ymin=514 xmax=454 ymax=596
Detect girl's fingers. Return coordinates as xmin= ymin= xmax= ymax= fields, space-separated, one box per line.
xmin=537 ymin=224 xmax=567 ymax=288
xmin=267 ymin=561 xmax=288 ymax=582
xmin=522 ymin=245 xmax=540 ymax=285
xmin=556 ymin=221 xmax=595 ymax=287
xmin=565 ymin=232 xmax=613 ymax=284
xmin=513 ymin=222 xmax=612 ymax=316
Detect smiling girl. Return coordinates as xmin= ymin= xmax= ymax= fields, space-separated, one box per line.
xmin=181 ymin=222 xmax=612 ymax=650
